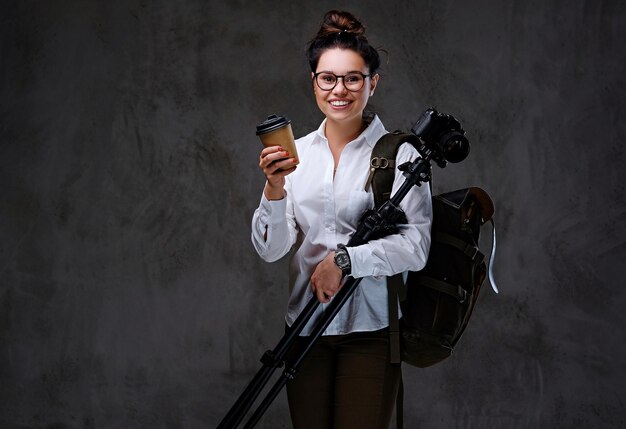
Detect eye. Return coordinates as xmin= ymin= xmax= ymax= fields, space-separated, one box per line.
xmin=320 ymin=73 xmax=336 ymax=83
xmin=345 ymin=74 xmax=363 ymax=84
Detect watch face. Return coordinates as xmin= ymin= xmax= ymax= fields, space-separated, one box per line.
xmin=336 ymin=253 xmax=349 ymax=266
xmin=335 ymin=251 xmax=350 ymax=270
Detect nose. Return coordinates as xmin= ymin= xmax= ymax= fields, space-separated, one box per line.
xmin=333 ymin=77 xmax=348 ymax=93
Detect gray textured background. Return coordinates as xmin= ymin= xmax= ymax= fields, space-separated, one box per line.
xmin=1 ymin=0 xmax=625 ymax=428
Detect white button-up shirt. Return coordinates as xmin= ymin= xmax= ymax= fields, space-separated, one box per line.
xmin=251 ymin=115 xmax=432 ymax=335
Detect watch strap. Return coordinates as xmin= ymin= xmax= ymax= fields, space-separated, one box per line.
xmin=335 ymin=244 xmax=351 ymax=276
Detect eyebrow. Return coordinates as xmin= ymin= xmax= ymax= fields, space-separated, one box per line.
xmin=316 ymin=70 xmax=367 ymax=75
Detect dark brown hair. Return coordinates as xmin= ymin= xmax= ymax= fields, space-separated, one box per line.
xmin=306 ymin=10 xmax=381 ymax=75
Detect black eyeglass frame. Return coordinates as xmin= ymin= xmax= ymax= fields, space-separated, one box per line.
xmin=313 ymin=71 xmax=371 ymax=92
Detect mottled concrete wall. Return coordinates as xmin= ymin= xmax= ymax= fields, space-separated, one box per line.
xmin=1 ymin=0 xmax=624 ymax=428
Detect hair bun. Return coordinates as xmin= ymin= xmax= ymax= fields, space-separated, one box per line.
xmin=306 ymin=10 xmax=381 ymax=75
xmin=317 ymin=10 xmax=366 ymax=38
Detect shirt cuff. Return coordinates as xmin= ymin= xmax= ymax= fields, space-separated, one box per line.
xmin=345 ymin=244 xmax=379 ymax=278
xmin=260 ymin=192 xmax=288 ymax=224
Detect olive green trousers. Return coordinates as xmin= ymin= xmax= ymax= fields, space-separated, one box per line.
xmin=286 ymin=328 xmax=401 ymax=429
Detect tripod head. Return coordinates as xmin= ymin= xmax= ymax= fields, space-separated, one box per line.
xmin=410 ymin=108 xmax=470 ymax=168
xmin=392 ymin=108 xmax=470 ymax=189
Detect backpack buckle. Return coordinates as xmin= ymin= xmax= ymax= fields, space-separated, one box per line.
xmin=458 ymin=286 xmax=469 ymax=303
xmin=463 ymin=243 xmax=484 ymax=263
xmin=364 ymin=157 xmax=395 ymax=191
xmin=371 ymin=157 xmax=391 ymax=169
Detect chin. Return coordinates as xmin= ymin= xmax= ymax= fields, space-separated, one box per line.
xmin=328 ymin=110 xmax=361 ymax=123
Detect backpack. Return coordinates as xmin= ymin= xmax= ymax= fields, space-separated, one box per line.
xmin=365 ymin=131 xmax=499 ymax=368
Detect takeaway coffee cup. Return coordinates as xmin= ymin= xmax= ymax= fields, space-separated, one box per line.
xmin=256 ymin=114 xmax=299 ymax=168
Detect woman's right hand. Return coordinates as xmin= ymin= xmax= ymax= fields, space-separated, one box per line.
xmin=259 ymin=146 xmax=297 ymax=200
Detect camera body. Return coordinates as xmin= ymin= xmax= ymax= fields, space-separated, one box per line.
xmin=411 ymin=108 xmax=470 ymax=167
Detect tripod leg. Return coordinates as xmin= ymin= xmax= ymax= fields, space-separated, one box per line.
xmin=217 ymin=296 xmax=320 ymax=428
xmin=243 ymin=277 xmax=363 ymax=428
xmin=243 ymin=372 xmax=291 ymax=429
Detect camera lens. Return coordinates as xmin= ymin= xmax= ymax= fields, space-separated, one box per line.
xmin=439 ymin=132 xmax=470 ymax=163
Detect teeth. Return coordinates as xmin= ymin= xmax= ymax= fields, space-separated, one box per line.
xmin=330 ymin=100 xmax=350 ymax=106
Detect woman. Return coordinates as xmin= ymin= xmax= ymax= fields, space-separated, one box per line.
xmin=251 ymin=10 xmax=432 ymax=429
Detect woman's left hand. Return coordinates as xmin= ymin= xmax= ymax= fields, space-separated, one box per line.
xmin=310 ymin=252 xmax=344 ymax=303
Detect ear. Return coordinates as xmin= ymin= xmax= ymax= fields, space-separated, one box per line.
xmin=369 ymin=73 xmax=380 ymax=96
xmin=311 ymin=72 xmax=316 ymax=91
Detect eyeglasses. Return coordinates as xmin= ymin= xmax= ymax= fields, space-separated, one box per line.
xmin=313 ymin=71 xmax=370 ymax=92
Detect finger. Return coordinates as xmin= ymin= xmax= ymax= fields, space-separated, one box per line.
xmin=272 ymin=157 xmax=297 ymax=170
xmin=268 ymin=151 xmax=292 ymax=163
xmin=260 ymin=147 xmax=288 ymax=163
xmin=260 ymin=145 xmax=284 ymax=157
xmin=260 ymin=151 xmax=292 ymax=171
xmin=263 ymin=159 xmax=297 ymax=180
xmin=315 ymin=287 xmax=329 ymax=303
xmin=278 ymin=166 xmax=297 ymax=176
xmin=259 ymin=147 xmax=282 ymax=165
xmin=263 ymin=164 xmax=294 ymax=182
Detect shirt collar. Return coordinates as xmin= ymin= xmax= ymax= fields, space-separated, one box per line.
xmin=314 ymin=114 xmax=385 ymax=147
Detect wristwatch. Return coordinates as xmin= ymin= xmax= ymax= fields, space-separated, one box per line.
xmin=334 ymin=244 xmax=351 ymax=276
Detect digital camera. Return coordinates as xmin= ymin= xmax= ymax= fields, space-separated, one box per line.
xmin=411 ymin=108 xmax=470 ymax=166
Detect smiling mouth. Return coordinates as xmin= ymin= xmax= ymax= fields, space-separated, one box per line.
xmin=330 ymin=100 xmax=351 ymax=107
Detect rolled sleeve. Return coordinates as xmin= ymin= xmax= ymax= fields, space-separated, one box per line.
xmin=251 ymin=192 xmax=296 ymax=262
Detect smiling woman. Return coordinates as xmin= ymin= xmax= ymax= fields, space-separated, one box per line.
xmin=312 ymin=48 xmax=379 ymax=141
xmin=250 ymin=10 xmax=433 ymax=429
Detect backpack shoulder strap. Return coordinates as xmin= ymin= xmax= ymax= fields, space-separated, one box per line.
xmin=369 ymin=131 xmax=422 ymax=429
xmin=365 ymin=131 xmax=420 ymax=208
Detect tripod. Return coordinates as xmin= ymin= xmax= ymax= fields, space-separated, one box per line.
xmin=218 ymin=149 xmax=435 ymax=429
